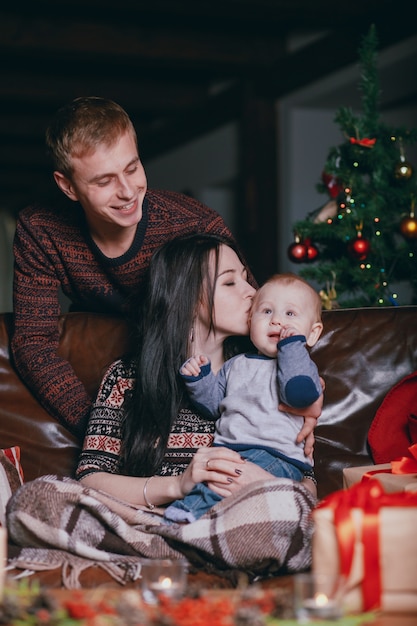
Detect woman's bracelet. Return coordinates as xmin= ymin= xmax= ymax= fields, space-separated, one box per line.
xmin=143 ymin=476 xmax=156 ymax=510
xmin=303 ymin=470 xmax=317 ymax=486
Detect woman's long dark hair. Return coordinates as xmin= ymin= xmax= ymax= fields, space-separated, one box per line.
xmin=121 ymin=233 xmax=250 ymax=476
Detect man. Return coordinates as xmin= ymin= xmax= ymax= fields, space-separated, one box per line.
xmin=12 ymin=96 xmax=235 ymax=438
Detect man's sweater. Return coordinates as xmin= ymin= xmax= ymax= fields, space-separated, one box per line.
xmin=12 ymin=189 xmax=233 ymax=436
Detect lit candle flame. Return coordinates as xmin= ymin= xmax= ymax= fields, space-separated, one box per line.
xmin=158 ymin=576 xmax=173 ymax=589
xmin=314 ymin=592 xmax=329 ymax=606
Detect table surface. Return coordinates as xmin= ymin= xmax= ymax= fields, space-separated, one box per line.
xmin=369 ymin=617 xmax=417 ymax=626
xmin=46 ymin=588 xmax=416 ymax=626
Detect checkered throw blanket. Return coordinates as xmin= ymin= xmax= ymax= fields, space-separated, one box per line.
xmin=6 ymin=474 xmax=315 ymax=588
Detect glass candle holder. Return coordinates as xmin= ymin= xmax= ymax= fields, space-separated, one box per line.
xmin=294 ymin=572 xmax=345 ymax=621
xmin=140 ymin=558 xmax=188 ymax=604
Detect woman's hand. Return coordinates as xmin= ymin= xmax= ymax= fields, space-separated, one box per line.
xmin=177 ymin=446 xmax=246 ymax=499
xmin=206 ymin=459 xmax=275 ymax=497
xmin=296 ymin=417 xmax=316 ymax=459
xmin=177 ymin=447 xmax=318 ymax=502
xmin=207 ymin=458 xmax=318 ymax=499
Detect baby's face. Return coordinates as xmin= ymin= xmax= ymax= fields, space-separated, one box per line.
xmin=249 ymin=281 xmax=322 ymax=357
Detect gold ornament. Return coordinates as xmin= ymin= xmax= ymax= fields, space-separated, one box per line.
xmin=400 ymin=208 xmax=417 ymax=239
xmin=394 ymin=139 xmax=414 ymax=181
xmin=394 ymin=158 xmax=413 ymax=181
xmin=319 ymin=272 xmax=339 ymax=310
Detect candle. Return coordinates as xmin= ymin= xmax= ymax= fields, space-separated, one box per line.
xmin=148 ymin=575 xmax=182 ymax=596
xmin=294 ymin=573 xmax=344 ymax=622
xmin=140 ymin=558 xmax=187 ymax=604
xmin=302 ymin=593 xmax=341 ymax=620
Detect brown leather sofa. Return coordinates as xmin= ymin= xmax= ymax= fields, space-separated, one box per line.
xmin=1 ymin=306 xmax=417 ymax=588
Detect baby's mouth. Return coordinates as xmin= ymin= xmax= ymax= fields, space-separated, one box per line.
xmin=268 ymin=332 xmax=281 ymax=341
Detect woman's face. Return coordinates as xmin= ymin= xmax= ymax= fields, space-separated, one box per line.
xmin=203 ymin=244 xmax=256 ymax=339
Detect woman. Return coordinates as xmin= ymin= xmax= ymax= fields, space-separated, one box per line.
xmin=77 ymin=233 xmax=320 ymax=506
xmin=7 ymin=233 xmax=321 ymax=583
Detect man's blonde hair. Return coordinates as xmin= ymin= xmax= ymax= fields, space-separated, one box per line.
xmin=45 ymin=96 xmax=137 ymax=178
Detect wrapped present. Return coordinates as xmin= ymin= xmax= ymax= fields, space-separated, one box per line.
xmin=343 ymin=443 xmax=417 ymax=493
xmin=343 ymin=464 xmax=417 ymax=493
xmin=312 ymin=480 xmax=417 ymax=613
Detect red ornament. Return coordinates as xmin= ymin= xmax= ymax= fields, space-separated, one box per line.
xmin=305 ymin=239 xmax=319 ymax=262
xmin=349 ymin=233 xmax=371 ymax=260
xmin=287 ymin=236 xmax=308 ymax=263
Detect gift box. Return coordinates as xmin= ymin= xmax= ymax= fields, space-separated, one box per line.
xmin=343 ymin=463 xmax=417 ymax=493
xmin=343 ymin=443 xmax=417 ymax=494
xmin=312 ymin=480 xmax=417 ymax=613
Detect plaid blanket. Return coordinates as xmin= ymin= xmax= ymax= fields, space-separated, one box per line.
xmin=6 ymin=475 xmax=315 ymax=588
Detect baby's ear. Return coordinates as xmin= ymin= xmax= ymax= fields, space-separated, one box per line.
xmin=306 ymin=321 xmax=323 ymax=347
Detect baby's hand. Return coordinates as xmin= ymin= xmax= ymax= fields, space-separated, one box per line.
xmin=180 ymin=354 xmax=209 ymax=376
xmin=279 ymin=325 xmax=298 ymax=340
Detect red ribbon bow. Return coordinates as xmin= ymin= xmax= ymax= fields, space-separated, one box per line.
xmin=349 ymin=137 xmax=376 ymax=148
xmin=316 ymin=480 xmax=417 ymax=610
xmin=391 ymin=442 xmax=417 ymax=474
xmin=362 ymin=443 xmax=417 ymax=481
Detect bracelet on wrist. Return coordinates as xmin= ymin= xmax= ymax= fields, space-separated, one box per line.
xmin=143 ymin=476 xmax=156 ymax=510
xmin=303 ymin=471 xmax=317 ymax=486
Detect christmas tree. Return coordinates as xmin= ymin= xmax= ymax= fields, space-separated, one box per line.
xmin=288 ymin=25 xmax=417 ymax=308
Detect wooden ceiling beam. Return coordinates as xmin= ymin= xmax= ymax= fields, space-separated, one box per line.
xmin=0 ymin=13 xmax=286 ymax=70
xmin=6 ymin=0 xmax=382 ymax=33
xmin=0 ymin=70 xmax=208 ymax=111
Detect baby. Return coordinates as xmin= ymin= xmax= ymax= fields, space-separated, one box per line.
xmin=164 ymin=272 xmax=323 ymax=523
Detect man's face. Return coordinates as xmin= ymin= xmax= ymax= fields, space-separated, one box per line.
xmin=54 ymin=130 xmax=147 ymax=234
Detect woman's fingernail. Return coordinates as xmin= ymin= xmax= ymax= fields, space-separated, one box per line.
xmin=227 ymin=477 xmax=234 ymax=483
xmin=235 ymin=469 xmax=242 ymax=475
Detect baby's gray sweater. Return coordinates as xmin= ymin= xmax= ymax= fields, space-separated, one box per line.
xmin=181 ymin=335 xmax=321 ymax=467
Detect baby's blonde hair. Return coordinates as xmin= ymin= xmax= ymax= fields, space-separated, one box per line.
xmin=252 ymin=272 xmax=322 ymax=322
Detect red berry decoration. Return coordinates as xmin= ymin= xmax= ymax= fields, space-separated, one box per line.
xmin=287 ymin=236 xmax=308 ymax=263
xmin=349 ymin=233 xmax=371 ymax=260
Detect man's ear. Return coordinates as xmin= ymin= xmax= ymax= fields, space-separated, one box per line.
xmin=53 ymin=171 xmax=78 ymax=201
xmin=306 ymin=321 xmax=323 ymax=347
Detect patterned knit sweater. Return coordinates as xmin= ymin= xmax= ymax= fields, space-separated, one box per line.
xmin=12 ymin=189 xmax=233 ymax=437
xmin=76 ymin=359 xmax=215 ymax=480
